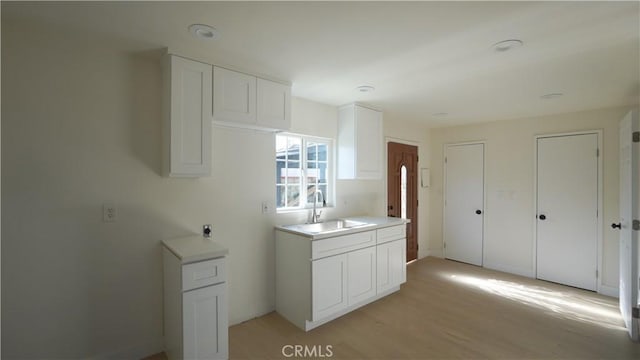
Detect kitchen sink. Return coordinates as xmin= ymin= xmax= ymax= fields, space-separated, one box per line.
xmin=283 ymin=219 xmax=373 ymax=234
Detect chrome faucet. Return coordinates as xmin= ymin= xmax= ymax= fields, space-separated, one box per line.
xmin=311 ymin=189 xmax=324 ymax=223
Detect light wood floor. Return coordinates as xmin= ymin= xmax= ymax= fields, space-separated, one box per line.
xmin=147 ymin=256 xmax=640 ymax=359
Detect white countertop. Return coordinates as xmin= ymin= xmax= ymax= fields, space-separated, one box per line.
xmin=275 ymin=216 xmax=409 ymax=240
xmin=162 ymin=235 xmax=228 ymax=264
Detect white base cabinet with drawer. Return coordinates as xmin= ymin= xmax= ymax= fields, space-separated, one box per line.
xmin=276 ymin=222 xmax=406 ymax=331
xmin=163 ymin=244 xmax=228 ymax=360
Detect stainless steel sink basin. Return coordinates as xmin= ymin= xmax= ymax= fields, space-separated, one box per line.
xmin=283 ymin=219 xmax=373 ymax=234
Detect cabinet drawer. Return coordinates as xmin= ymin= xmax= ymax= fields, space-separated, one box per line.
xmin=312 ymin=231 xmax=375 ymax=259
xmin=182 ymin=257 xmax=226 ymax=291
xmin=376 ymin=225 xmax=406 ymax=244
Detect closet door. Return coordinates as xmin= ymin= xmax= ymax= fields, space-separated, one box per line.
xmin=444 ymin=143 xmax=484 ymax=266
xmin=617 ymin=111 xmax=639 ymax=340
xmin=536 ymin=134 xmax=598 ymax=291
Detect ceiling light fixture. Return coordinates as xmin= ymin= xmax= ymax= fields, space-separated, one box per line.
xmin=189 ymin=24 xmax=220 ymax=41
xmin=492 ymin=39 xmax=523 ymax=52
xmin=540 ymin=93 xmax=564 ymax=99
xmin=355 ymin=85 xmax=375 ymax=93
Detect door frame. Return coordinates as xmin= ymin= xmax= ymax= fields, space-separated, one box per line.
xmin=532 ymin=130 xmax=604 ymax=293
xmin=384 ymin=137 xmax=420 ymax=258
xmin=442 ymin=140 xmax=487 ymax=265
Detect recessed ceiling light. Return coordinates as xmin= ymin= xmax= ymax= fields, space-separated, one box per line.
xmin=492 ymin=39 xmax=523 ymax=52
xmin=355 ymin=85 xmax=375 ymax=93
xmin=189 ymin=24 xmax=220 ymax=41
xmin=432 ymin=112 xmax=448 ymax=117
xmin=540 ymin=93 xmax=564 ymax=99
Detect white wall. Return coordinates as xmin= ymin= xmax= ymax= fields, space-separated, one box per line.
xmin=428 ymin=107 xmax=628 ymax=295
xmin=0 ymin=18 xmax=393 ymax=359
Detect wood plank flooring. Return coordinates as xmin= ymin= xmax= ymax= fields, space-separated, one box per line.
xmin=229 ymin=257 xmax=639 ymax=359
xmin=146 ymin=256 xmax=640 ymax=359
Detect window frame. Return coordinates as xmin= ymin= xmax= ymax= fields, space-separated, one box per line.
xmin=276 ymin=133 xmax=334 ymax=212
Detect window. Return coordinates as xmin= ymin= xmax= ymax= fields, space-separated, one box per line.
xmin=276 ymin=134 xmax=332 ymax=210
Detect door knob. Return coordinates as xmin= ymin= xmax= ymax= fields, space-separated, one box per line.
xmin=539 ymin=214 xmax=546 ymax=220
xmin=475 ymin=210 xmax=482 ymax=215
xmin=611 ymin=223 xmax=622 ymax=229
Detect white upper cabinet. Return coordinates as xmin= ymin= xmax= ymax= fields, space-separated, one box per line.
xmin=213 ymin=66 xmax=291 ymax=131
xmin=257 ymin=78 xmax=291 ymax=130
xmin=213 ymin=66 xmax=256 ymax=124
xmin=337 ymin=104 xmax=383 ymax=179
xmin=163 ymin=55 xmax=212 ymax=177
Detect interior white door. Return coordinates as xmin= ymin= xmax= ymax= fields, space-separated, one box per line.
xmin=444 ymin=143 xmax=484 ymax=266
xmin=536 ymin=134 xmax=598 ymax=291
xmin=618 ymin=110 xmax=639 ymax=340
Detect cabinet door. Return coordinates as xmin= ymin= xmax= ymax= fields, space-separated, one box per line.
xmin=165 ymin=55 xmax=212 ymax=177
xmin=257 ymin=78 xmax=291 ymax=130
xmin=377 ymin=239 xmax=406 ymax=294
xmin=347 ymin=246 xmax=377 ymax=305
xmin=183 ymin=283 xmax=228 ymax=360
xmin=213 ymin=67 xmax=256 ymax=124
xmin=355 ymin=106 xmax=383 ymax=179
xmin=312 ymin=254 xmax=348 ymax=321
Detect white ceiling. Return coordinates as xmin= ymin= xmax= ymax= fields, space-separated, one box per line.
xmin=4 ymin=1 xmax=639 ymax=127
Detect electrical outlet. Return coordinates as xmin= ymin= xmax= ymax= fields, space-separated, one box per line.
xmin=262 ymin=201 xmax=273 ymax=214
xmin=103 ymin=203 xmax=117 ymax=223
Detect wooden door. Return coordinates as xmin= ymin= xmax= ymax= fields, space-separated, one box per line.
xmin=444 ymin=143 xmax=484 ymax=266
xmin=617 ymin=111 xmax=639 ymax=340
xmin=387 ymin=142 xmax=418 ymax=262
xmin=536 ymin=134 xmax=598 ymax=291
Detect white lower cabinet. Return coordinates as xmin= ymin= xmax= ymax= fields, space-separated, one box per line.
xmin=347 ymin=246 xmax=377 ymax=305
xmin=163 ymin=247 xmax=228 ymax=360
xmin=377 ymin=239 xmax=406 ymax=294
xmin=312 ymin=254 xmax=348 ymax=321
xmin=183 ymin=283 xmax=228 ymax=360
xmin=276 ymin=222 xmax=407 ymax=331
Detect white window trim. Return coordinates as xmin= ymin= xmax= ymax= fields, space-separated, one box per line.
xmin=276 ymin=133 xmax=334 ymax=213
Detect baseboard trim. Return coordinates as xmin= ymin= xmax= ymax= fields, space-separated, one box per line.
xmin=483 ymin=261 xmax=534 ymax=278
xmin=304 ymin=285 xmax=401 ymax=331
xmin=599 ymin=284 xmax=619 ymax=298
xmin=424 ymin=248 xmax=443 ymax=258
xmin=85 ymin=336 xmax=164 ymax=360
